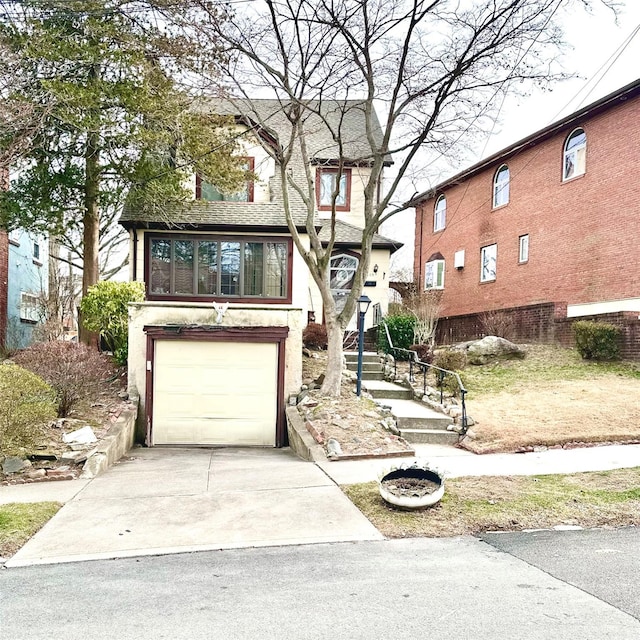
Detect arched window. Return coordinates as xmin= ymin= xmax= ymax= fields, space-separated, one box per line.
xmin=493 ymin=164 xmax=510 ymax=207
xmin=434 ymin=195 xmax=446 ymax=232
xmin=563 ymin=128 xmax=586 ymax=181
xmin=329 ymin=253 xmax=359 ymax=314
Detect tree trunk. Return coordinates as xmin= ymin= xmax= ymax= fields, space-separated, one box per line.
xmin=320 ymin=313 xmax=345 ymax=397
xmin=79 ymin=122 xmax=100 ymax=345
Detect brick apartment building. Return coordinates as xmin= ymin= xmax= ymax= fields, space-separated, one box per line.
xmin=413 ymin=78 xmax=640 ymax=359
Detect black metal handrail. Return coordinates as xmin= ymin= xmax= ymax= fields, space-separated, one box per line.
xmin=382 ymin=322 xmax=469 ymax=435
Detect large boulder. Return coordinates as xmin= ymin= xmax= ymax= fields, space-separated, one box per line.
xmin=463 ymin=336 xmax=526 ymax=365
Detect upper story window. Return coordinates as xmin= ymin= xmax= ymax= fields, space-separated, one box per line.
xmin=424 ymin=258 xmax=445 ymax=290
xmin=519 ymin=234 xmax=529 ymax=263
xmin=434 ymin=195 xmax=446 ymax=232
xmin=33 ymin=240 xmax=40 ymax=260
xmin=563 ymin=128 xmax=586 ymax=181
xmin=316 ymin=168 xmax=351 ymax=211
xmin=147 ymin=234 xmax=291 ymax=302
xmin=196 ymin=158 xmax=255 ymax=202
xmin=480 ymin=244 xmax=497 ymax=282
xmin=493 ymin=164 xmax=510 ymax=207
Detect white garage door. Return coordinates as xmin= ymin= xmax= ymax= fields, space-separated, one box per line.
xmin=152 ymin=340 xmax=278 ymax=446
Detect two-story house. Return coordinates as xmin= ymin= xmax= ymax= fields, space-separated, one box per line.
xmin=120 ymin=99 xmax=401 ymax=448
xmin=413 ymin=78 xmax=640 ymax=359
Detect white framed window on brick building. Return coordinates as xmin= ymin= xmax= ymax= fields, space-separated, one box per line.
xmin=563 ymin=128 xmax=586 ymax=181
xmin=20 ymin=292 xmax=39 ymax=323
xmin=433 ymin=195 xmax=446 ymax=232
xmin=493 ymin=164 xmax=510 ymax=207
xmin=519 ymin=234 xmax=529 ymax=263
xmin=425 ymin=257 xmax=445 ymax=290
xmin=480 ymin=244 xmax=497 ymax=282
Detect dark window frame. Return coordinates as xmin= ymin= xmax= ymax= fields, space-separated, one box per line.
xmin=195 ymin=157 xmax=255 ymax=203
xmin=144 ymin=233 xmax=293 ymax=304
xmin=316 ymin=167 xmax=352 ymax=212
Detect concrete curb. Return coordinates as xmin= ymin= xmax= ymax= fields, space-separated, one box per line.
xmin=286 ymin=406 xmax=327 ymax=463
xmin=80 ymin=402 xmax=138 ymax=479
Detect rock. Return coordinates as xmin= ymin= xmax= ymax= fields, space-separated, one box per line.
xmin=302 ymin=347 xmax=312 ymax=358
xmin=326 ymin=438 xmax=343 ymax=457
xmin=464 ymin=336 xmax=526 ymax=365
xmin=448 ymin=406 xmax=462 ymax=419
xmin=533 ymin=445 xmax=548 ymax=452
xmin=463 ymin=429 xmax=477 ymax=440
xmin=27 ymin=469 xmax=47 ymax=479
xmin=62 ymin=426 xmax=97 ymax=445
xmin=117 ymin=391 xmax=129 ymax=400
xmin=314 ymin=373 xmax=325 ymax=387
xmin=61 ymin=450 xmax=92 ymax=464
xmin=298 ymin=395 xmax=318 ymax=408
xmin=364 ymin=410 xmax=379 ymax=419
xmin=331 ymin=417 xmax=349 ymax=430
xmin=2 ymin=457 xmax=31 ymax=474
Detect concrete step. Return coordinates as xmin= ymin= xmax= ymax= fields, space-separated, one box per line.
xmin=374 ymin=398 xmax=453 ymax=431
xmin=360 ymin=371 xmax=384 ymax=381
xmin=344 ymin=351 xmax=380 ymax=364
xmin=346 ymin=362 xmax=383 ymax=373
xmin=362 ymin=380 xmax=413 ymax=400
xmin=398 ymin=428 xmax=459 ymax=446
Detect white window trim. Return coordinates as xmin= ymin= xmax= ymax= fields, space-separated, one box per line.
xmin=425 ymin=259 xmax=445 ymax=290
xmin=563 ymin=128 xmax=586 ymax=181
xmin=480 ymin=244 xmax=497 ymax=283
xmin=433 ymin=195 xmax=446 ymax=232
xmin=493 ymin=165 xmax=510 ymax=208
xmin=519 ymin=234 xmax=529 ymax=263
xmin=20 ymin=292 xmax=39 ymax=323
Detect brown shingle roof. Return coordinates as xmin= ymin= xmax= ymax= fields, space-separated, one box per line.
xmin=319 ymin=219 xmax=403 ymax=254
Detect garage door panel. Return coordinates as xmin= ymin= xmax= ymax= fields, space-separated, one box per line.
xmin=152 ymin=340 xmax=278 ymax=446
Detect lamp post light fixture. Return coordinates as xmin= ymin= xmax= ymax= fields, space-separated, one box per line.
xmin=356 ymin=294 xmax=371 ymax=397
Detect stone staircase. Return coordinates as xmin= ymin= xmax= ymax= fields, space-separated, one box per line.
xmin=344 ymin=352 xmax=459 ymax=445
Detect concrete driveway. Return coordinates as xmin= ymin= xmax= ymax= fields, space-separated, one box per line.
xmin=6 ymin=447 xmax=382 ymax=567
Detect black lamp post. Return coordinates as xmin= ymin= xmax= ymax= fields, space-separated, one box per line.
xmin=356 ymin=294 xmax=371 ymax=397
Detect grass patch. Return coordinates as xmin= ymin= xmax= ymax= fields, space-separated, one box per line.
xmin=342 ymin=467 xmax=640 ymax=538
xmin=0 ymin=502 xmax=61 ymax=558
xmin=462 ymin=344 xmax=640 ymax=398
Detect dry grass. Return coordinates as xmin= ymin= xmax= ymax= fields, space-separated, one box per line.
xmin=0 ymin=502 xmax=61 ymax=558
xmin=434 ymin=344 xmax=639 ymax=453
xmin=343 ymin=468 xmax=640 ymax=538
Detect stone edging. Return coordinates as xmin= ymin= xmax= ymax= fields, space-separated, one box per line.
xmin=286 ymin=406 xmax=327 ymax=463
xmin=80 ymin=402 xmax=138 ymax=478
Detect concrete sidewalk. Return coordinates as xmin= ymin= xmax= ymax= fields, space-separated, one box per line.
xmin=3 ymin=442 xmax=640 ymax=568
xmin=5 ymin=447 xmax=383 ymax=568
xmin=318 ymin=442 xmax=640 ymax=485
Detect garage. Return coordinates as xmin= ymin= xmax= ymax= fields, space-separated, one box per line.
xmin=151 ymin=339 xmax=279 ymax=446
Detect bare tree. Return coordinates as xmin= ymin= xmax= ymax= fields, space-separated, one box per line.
xmin=182 ymin=0 xmax=614 ymax=396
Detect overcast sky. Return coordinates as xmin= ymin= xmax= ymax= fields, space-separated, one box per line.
xmin=385 ymin=0 xmax=640 ymax=275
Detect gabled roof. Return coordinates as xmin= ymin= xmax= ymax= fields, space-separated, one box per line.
xmin=412 ymin=77 xmax=640 ymax=204
xmin=197 ymin=98 xmax=393 ymax=166
xmin=318 ymin=219 xmax=403 ymax=254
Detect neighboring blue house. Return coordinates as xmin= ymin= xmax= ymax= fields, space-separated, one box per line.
xmin=5 ymin=228 xmax=48 ymax=350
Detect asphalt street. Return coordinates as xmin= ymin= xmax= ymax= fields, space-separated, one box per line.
xmin=481 ymin=526 xmax=640 ymax=621
xmin=2 ymin=532 xmax=639 ymax=639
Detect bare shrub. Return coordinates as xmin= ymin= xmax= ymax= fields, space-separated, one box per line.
xmin=410 ymin=344 xmax=433 ymax=363
xmin=303 ymin=323 xmax=328 ymax=350
xmin=406 ymin=289 xmax=442 ymax=347
xmin=433 ymin=348 xmax=468 ymax=372
xmin=13 ymin=341 xmax=116 ymax=417
xmin=0 ymin=363 xmax=57 ymax=454
xmin=480 ymin=310 xmax=515 ymax=340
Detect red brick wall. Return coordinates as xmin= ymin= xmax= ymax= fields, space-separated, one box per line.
xmin=414 ymin=94 xmax=640 ymax=319
xmin=436 ymin=304 xmax=640 ymax=361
